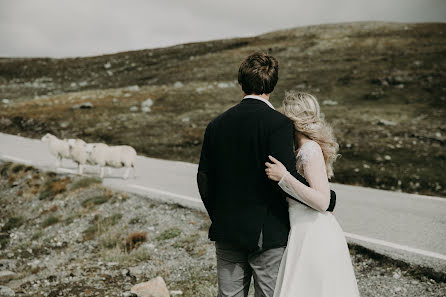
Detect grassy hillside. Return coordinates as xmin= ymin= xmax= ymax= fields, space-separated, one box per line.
xmin=0 ymin=22 xmax=445 ymax=196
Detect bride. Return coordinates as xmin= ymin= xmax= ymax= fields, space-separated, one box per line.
xmin=265 ymin=91 xmax=360 ymax=297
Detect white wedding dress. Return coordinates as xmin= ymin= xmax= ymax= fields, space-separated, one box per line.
xmin=273 ymin=141 xmax=360 ymax=297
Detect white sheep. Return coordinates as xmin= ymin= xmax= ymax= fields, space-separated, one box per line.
xmin=41 ymin=133 xmax=71 ymax=168
xmin=68 ymin=139 xmax=90 ymax=175
xmin=87 ymin=143 xmax=136 ymax=179
xmin=86 ymin=143 xmax=110 ymax=177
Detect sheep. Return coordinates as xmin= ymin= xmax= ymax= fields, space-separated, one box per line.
xmin=41 ymin=133 xmax=71 ymax=168
xmin=68 ymin=139 xmax=90 ymax=175
xmin=85 ymin=143 xmax=110 ymax=177
xmin=87 ymin=143 xmax=136 ymax=179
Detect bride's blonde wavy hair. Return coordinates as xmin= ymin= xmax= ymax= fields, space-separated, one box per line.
xmin=281 ymin=91 xmax=339 ymax=178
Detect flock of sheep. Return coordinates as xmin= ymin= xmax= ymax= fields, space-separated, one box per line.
xmin=41 ymin=133 xmax=136 ymax=179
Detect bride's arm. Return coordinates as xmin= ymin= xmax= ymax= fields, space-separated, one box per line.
xmin=265 ymin=151 xmax=331 ymax=212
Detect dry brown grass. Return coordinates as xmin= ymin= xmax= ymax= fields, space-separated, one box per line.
xmin=125 ymin=232 xmax=147 ymax=251
xmin=40 ymin=205 xmax=58 ymax=215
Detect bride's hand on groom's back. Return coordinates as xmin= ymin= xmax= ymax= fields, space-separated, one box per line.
xmin=265 ymin=155 xmax=288 ymax=181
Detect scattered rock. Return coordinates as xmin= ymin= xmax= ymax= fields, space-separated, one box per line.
xmin=2 ymin=99 xmax=9 ymax=104
xmin=128 ymin=266 xmax=144 ymax=278
xmin=59 ymin=121 xmax=69 ymax=128
xmin=195 ymin=87 xmax=206 ymax=93
xmin=384 ymin=155 xmax=392 ymax=161
xmin=79 ymin=81 xmax=88 ymax=87
xmin=170 ymin=290 xmax=182 ymax=296
xmin=141 ymin=99 xmax=153 ymax=113
xmin=217 ymin=82 xmax=235 ymax=88
xmin=121 ymin=268 xmax=129 ymax=277
xmin=322 ymin=100 xmax=338 ymax=106
xmin=131 ymin=276 xmax=170 ymax=297
xmin=104 ymin=62 xmax=111 ymax=69
xmin=0 ymin=271 xmax=16 ymax=283
xmin=181 ymin=117 xmax=190 ymax=123
xmin=173 ymin=81 xmax=184 ymax=88
xmin=122 ymin=292 xmax=137 ymax=297
xmin=71 ymin=102 xmax=94 ymax=109
xmin=128 ymin=85 xmax=140 ymax=92
xmin=377 ymin=119 xmax=396 ymax=126
xmin=0 ymin=118 xmax=12 ymax=127
xmin=130 ymin=106 xmax=139 ymax=112
xmin=0 ymin=286 xmax=15 ymax=297
xmin=0 ymin=260 xmax=16 ymax=271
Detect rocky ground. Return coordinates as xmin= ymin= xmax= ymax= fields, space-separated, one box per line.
xmin=0 ymin=162 xmax=445 ymax=297
xmin=0 ymin=22 xmax=445 ymax=197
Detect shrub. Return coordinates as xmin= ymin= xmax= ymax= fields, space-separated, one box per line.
xmin=83 ymin=214 xmax=122 ymax=241
xmin=156 ymin=227 xmax=181 ymax=241
xmin=125 ymin=232 xmax=147 ymax=251
xmin=38 ymin=189 xmax=55 ymax=200
xmin=173 ymin=233 xmax=200 ymax=254
xmin=39 ymin=177 xmax=70 ymax=200
xmin=0 ymin=162 xmax=12 ymax=177
xmin=70 ymin=177 xmax=102 ymax=191
xmin=42 ymin=215 xmax=59 ymax=228
xmin=81 ymin=195 xmax=108 ymax=208
xmin=11 ymin=164 xmax=25 ymax=173
xmin=31 ymin=231 xmax=43 ymax=240
xmin=103 ymin=213 xmax=122 ymax=226
xmin=2 ymin=216 xmax=24 ymax=232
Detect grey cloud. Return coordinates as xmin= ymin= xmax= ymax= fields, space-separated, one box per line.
xmin=0 ymin=0 xmax=445 ymax=57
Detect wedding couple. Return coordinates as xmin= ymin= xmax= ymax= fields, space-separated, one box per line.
xmin=197 ymin=52 xmax=360 ymax=297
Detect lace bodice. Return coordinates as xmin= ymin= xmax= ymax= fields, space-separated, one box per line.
xmin=296 ymin=140 xmax=324 ymax=175
xmin=278 ymin=140 xmax=331 ymax=212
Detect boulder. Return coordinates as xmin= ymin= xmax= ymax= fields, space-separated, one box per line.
xmin=0 ymin=286 xmax=14 ymax=297
xmin=0 ymin=271 xmax=16 ymax=283
xmin=0 ymin=260 xmax=16 ymax=271
xmin=141 ymin=99 xmax=153 ymax=113
xmin=131 ymin=276 xmax=170 ymax=297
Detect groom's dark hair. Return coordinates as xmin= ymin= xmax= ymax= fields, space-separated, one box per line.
xmin=238 ymin=52 xmax=279 ymax=95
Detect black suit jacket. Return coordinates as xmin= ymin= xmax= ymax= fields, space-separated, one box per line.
xmin=197 ymin=98 xmax=336 ymax=250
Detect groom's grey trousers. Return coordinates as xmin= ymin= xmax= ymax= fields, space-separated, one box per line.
xmin=215 ymin=236 xmax=285 ymax=297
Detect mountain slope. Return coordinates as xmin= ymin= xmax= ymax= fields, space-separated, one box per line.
xmin=0 ymin=22 xmax=445 ymax=196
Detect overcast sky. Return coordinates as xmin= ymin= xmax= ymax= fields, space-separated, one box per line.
xmin=1 ymin=0 xmax=445 ymax=58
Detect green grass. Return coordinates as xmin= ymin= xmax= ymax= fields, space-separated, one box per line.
xmin=38 ymin=189 xmax=55 ymax=200
xmin=81 ymin=195 xmax=108 ymax=208
xmin=173 ymin=233 xmax=200 ymax=254
xmin=70 ymin=177 xmax=102 ymax=191
xmin=0 ymin=238 xmax=10 ymax=249
xmin=83 ymin=214 xmax=122 ymax=241
xmin=42 ymin=215 xmax=60 ymax=228
xmin=2 ymin=216 xmax=24 ymax=232
xmin=156 ymin=227 xmax=182 ymax=241
xmin=11 ymin=164 xmax=25 ymax=173
xmin=102 ymin=213 xmax=122 ymax=226
xmin=31 ymin=231 xmax=43 ymax=240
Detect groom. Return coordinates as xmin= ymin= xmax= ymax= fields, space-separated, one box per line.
xmin=197 ymin=52 xmax=336 ymax=297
